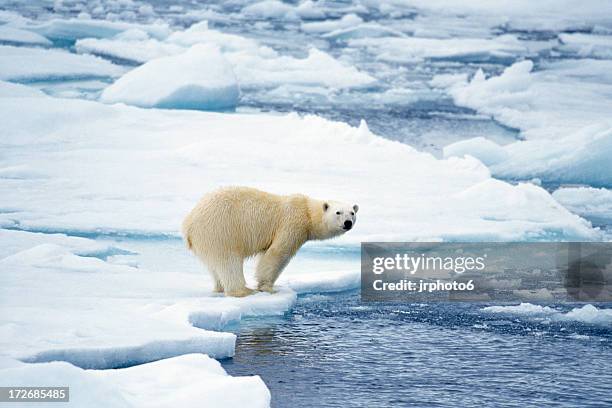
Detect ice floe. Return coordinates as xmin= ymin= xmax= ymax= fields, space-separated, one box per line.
xmin=1 ymin=354 xmax=270 ymax=408
xmin=0 ymin=91 xmax=598 ymax=242
xmin=349 ymin=34 xmax=526 ymax=63
xmin=443 ymin=60 xmax=612 ymax=186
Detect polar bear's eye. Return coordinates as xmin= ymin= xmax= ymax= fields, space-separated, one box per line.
xmin=351 ymin=212 xmax=354 ymax=216
xmin=336 ymin=211 xmax=341 ymax=215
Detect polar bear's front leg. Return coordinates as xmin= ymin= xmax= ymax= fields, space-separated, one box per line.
xmin=256 ymin=236 xmax=301 ymax=293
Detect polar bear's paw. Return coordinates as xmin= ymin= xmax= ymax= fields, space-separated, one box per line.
xmin=226 ymin=287 xmax=255 ymax=297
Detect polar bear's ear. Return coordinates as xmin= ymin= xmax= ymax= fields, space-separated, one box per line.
xmin=323 ymin=202 xmax=329 ymax=212
xmin=353 ymin=204 xmax=359 ymax=213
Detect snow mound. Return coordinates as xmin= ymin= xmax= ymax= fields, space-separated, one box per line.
xmin=100 ymin=44 xmax=239 ymax=110
xmin=482 ymin=303 xmax=612 ymax=326
xmin=0 ymin=45 xmax=124 ymax=81
xmin=0 ymin=354 xmax=270 ymax=408
xmin=552 ymin=187 xmax=612 ymax=224
xmin=0 ymin=25 xmax=51 ymax=45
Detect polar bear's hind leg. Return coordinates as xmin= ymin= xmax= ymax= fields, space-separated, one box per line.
xmin=216 ymin=255 xmax=254 ymax=297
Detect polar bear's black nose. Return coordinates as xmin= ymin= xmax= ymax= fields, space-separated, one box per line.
xmin=343 ymin=220 xmax=353 ymax=230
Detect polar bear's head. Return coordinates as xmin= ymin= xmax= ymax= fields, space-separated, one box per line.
xmin=321 ymin=201 xmax=359 ymax=236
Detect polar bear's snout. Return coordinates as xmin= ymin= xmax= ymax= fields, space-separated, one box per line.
xmin=343 ymin=220 xmax=353 ymax=230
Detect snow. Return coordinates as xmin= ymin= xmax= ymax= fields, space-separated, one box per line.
xmin=1 ymin=354 xmax=270 ymax=408
xmin=443 ymin=60 xmax=612 ymax=186
xmin=482 ymin=303 xmax=612 ymax=326
xmin=552 ymin=187 xmax=612 ymax=224
xmin=100 ymin=44 xmax=239 ymax=110
xmin=0 ymin=45 xmax=124 ymax=81
xmin=0 ymin=25 xmax=51 ymax=45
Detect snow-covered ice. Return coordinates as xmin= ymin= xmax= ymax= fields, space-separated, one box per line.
xmin=100 ymin=44 xmax=239 ymax=110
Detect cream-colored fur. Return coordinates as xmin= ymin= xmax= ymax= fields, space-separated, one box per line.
xmin=182 ymin=186 xmax=358 ymax=297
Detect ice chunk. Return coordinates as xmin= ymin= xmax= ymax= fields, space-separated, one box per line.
xmin=26 ymin=18 xmax=171 ymax=40
xmin=445 ymin=60 xmax=612 ymax=186
xmin=558 ymin=33 xmax=612 ymax=59
xmin=75 ymin=31 xmax=183 ymax=63
xmin=301 ymin=13 xmax=363 ymax=34
xmin=349 ymin=34 xmax=526 ymax=62
xmin=230 ymin=47 xmax=375 ymax=89
xmin=322 ymin=23 xmax=406 ymax=40
xmin=0 ymin=45 xmax=124 ymax=81
xmin=0 ymin=354 xmax=270 ymax=408
xmin=166 ymin=21 xmax=263 ymax=54
xmin=552 ymin=187 xmax=612 ymax=224
xmin=100 ymin=44 xmax=239 ymax=110
xmin=295 ymin=0 xmax=326 ymax=20
xmin=0 ymin=25 xmax=51 ymax=45
xmin=242 ymin=0 xmax=299 ymax=20
xmin=74 ymin=21 xmax=374 ymax=90
xmin=280 ymin=270 xmax=360 ymax=294
xmin=482 ymin=303 xmax=612 ymax=326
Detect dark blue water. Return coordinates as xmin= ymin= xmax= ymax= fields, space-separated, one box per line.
xmin=222 ymin=291 xmax=612 ymax=407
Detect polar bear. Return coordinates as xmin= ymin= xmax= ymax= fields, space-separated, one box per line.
xmin=182 ymin=186 xmax=358 ymax=297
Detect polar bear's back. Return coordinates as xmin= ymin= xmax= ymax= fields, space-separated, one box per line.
xmin=182 ymin=186 xmax=299 ymax=259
